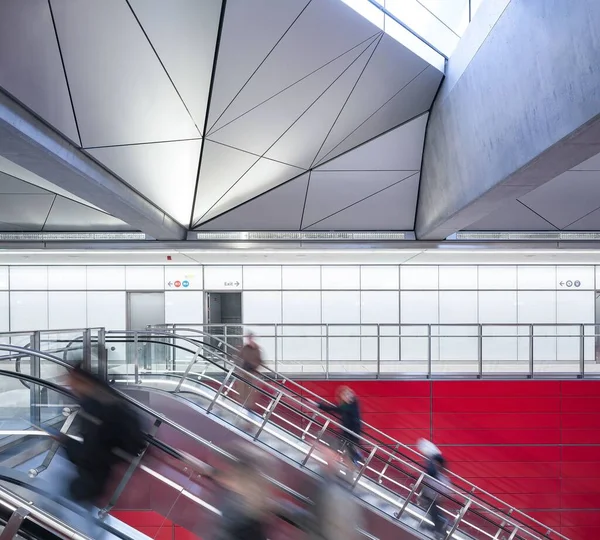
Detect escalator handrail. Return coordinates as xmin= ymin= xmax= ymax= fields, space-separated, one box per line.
xmin=0 ymin=342 xmax=562 ymax=540
xmin=0 ymin=355 xmax=313 ymax=509
xmin=102 ymin=335 xmax=558 ymax=540
xmin=130 ymin=329 xmax=562 ymax=539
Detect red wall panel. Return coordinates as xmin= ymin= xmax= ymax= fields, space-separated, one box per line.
xmin=295 ymin=379 xmax=600 ymax=540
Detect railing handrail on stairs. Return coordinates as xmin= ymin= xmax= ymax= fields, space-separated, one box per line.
xmin=141 ymin=326 xmax=567 ymax=540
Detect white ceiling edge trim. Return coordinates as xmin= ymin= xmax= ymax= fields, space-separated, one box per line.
xmin=451 ymin=231 xmax=600 ymax=241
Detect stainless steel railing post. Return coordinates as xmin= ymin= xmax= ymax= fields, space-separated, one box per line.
xmin=274 ymin=325 xmax=278 ymax=374
xmin=206 ymin=365 xmax=236 ymax=414
xmin=444 ymin=499 xmax=472 ymax=539
xmin=325 ymin=324 xmax=330 ymax=379
xmin=427 ymin=324 xmax=432 ymax=378
xmin=174 ymin=343 xmax=203 ymax=393
xmin=133 ymin=331 xmax=140 ymax=384
xmin=351 ymin=446 xmax=377 ymax=489
xmin=254 ymin=392 xmax=283 ymax=441
xmin=395 ymin=472 xmax=425 ymax=519
xmin=30 ymin=331 xmax=41 ymax=426
xmin=301 ymin=419 xmax=330 ymax=467
xmin=529 ymin=324 xmax=534 ymax=379
xmin=580 ymin=323 xmax=585 ymax=379
xmin=477 ymin=324 xmax=483 ymax=378
xmin=376 ymin=324 xmax=381 ymax=378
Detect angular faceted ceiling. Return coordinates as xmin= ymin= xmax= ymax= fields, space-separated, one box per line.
xmin=0 ymin=0 xmax=443 ymax=233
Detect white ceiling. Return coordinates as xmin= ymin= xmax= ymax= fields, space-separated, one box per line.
xmin=0 ymin=0 xmax=443 ymax=233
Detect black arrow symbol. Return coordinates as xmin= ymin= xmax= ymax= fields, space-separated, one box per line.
xmin=168 ymin=281 xmax=173 ymax=287
xmin=559 ymin=281 xmax=564 ymax=286
xmin=235 ymin=281 xmax=240 ymax=286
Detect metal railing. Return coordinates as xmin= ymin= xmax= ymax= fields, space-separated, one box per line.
xmin=105 ymin=329 xmax=567 ymax=540
xmin=154 ymin=323 xmax=600 ymax=379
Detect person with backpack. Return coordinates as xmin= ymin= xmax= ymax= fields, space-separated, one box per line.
xmin=418 ymin=439 xmax=451 ymax=539
xmin=317 ymin=386 xmax=363 ymax=466
xmin=236 ymin=333 xmax=263 ymax=417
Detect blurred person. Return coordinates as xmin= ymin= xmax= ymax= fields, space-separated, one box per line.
xmin=236 ymin=332 xmax=264 ymax=418
xmin=418 ymin=439 xmax=450 ymax=539
xmin=200 ymin=441 xmax=274 ymax=540
xmin=317 ymin=386 xmax=363 ymax=466
xmin=60 ymin=364 xmax=145 ymax=507
xmin=276 ymin=442 xmax=364 ymax=540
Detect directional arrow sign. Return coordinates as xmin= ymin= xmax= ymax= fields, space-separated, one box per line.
xmin=559 ymin=281 xmax=564 ymax=286
xmin=168 ymin=281 xmax=173 ymax=287
xmin=235 ymin=281 xmax=240 ymax=286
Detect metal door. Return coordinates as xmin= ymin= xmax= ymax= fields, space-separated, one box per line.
xmin=127 ymin=292 xmax=165 ymax=368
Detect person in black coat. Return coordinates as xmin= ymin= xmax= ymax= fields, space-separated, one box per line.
xmin=317 ymin=386 xmax=363 ymax=466
xmin=61 ymin=364 xmax=144 ymax=506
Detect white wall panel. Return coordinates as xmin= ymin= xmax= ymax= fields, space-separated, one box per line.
xmin=361 ymin=291 xmax=399 ymax=324
xmin=478 ymin=266 xmax=517 ymax=290
xmin=204 ymin=266 xmax=242 ymax=290
xmin=401 ymin=266 xmax=438 ymax=289
xmin=125 ymin=266 xmax=164 ymax=290
xmin=322 ymin=291 xmax=360 ymax=324
xmin=518 ymin=266 xmax=556 ymax=290
xmin=439 ymin=291 xmax=478 ymax=365
xmin=48 ymin=266 xmax=86 ymax=290
xmin=165 ymin=266 xmax=202 ymax=290
xmin=478 ymin=291 xmax=517 ymax=324
xmin=322 ymin=266 xmax=360 ymax=289
xmin=49 ymin=291 xmax=86 ymax=329
xmin=360 ymin=266 xmax=399 ymax=290
xmin=282 ymin=266 xmax=320 ymax=289
xmin=479 ymin=291 xmax=518 ymax=365
xmin=87 ymin=266 xmax=125 ymax=290
xmin=243 ymin=266 xmax=282 ymax=290
xmin=282 ymin=291 xmax=321 ymax=365
xmin=165 ymin=291 xmax=204 ymax=324
xmin=517 ymin=291 xmax=557 ymax=362
xmin=0 ymin=267 xmax=8 ymax=290
xmin=557 ymin=290 xmax=595 ymax=323
xmin=243 ymin=292 xmax=282 ymax=324
xmin=282 ymin=291 xmax=321 ymax=324
xmin=0 ymin=292 xmax=8 ymax=332
xmin=87 ymin=292 xmax=126 ymax=330
xmin=439 ymin=266 xmax=477 ymax=290
xmin=401 ymin=291 xmax=438 ymax=363
xmin=10 ymin=267 xmax=47 ymax=290
xmin=10 ymin=292 xmax=48 ymax=331
xmin=243 ymin=291 xmax=281 ymax=364
xmin=557 ymin=266 xmax=594 ymax=290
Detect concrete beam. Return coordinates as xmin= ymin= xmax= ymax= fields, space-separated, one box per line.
xmin=0 ymin=91 xmax=186 ymax=241
xmin=416 ymin=0 xmax=600 ymax=239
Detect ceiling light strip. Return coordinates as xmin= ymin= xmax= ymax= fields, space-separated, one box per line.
xmin=450 ymin=232 xmax=600 ymax=241
xmin=191 ymin=231 xmax=411 ymax=241
xmin=0 ymin=232 xmax=149 ymax=241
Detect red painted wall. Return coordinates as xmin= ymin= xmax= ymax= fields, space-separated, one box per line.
xmin=297 ymin=380 xmax=600 ymax=540
xmin=111 ymin=510 xmax=202 ymax=539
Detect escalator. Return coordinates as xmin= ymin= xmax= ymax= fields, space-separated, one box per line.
xmin=0 ymin=339 xmax=567 ymax=540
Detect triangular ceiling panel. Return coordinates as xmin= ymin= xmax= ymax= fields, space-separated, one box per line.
xmin=128 ymin=0 xmax=221 ymax=132
xmin=572 ymin=151 xmax=600 ymax=171
xmin=192 ymin=141 xmax=260 ymax=226
xmin=305 ymin=174 xmax=420 ymax=230
xmin=302 ymin=171 xmax=417 ymax=228
xmin=207 ymin=37 xmax=375 ymax=157
xmin=88 ymin=140 xmax=202 ymax=226
xmin=51 ymin=0 xmax=199 ymax=147
xmin=463 ymin=199 xmax=557 ymax=231
xmin=0 ymin=2 xmax=79 ymax=143
xmin=198 ymin=173 xmax=310 ymax=230
xmin=317 ymin=65 xmax=442 ymax=165
xmin=317 ymin=114 xmax=428 ymax=171
xmin=565 ymin=207 xmax=600 ymax=231
xmin=313 ymin=34 xmax=432 ymax=164
xmin=0 ymin=172 xmax=49 ymax=195
xmin=199 ymin=159 xmax=304 ymax=224
xmin=0 ymin=156 xmax=102 ymax=211
xmin=0 ymin=194 xmax=55 ymax=231
xmin=265 ymin=37 xmax=380 ymax=169
xmin=44 ymin=197 xmax=134 ymax=231
xmin=206 ymin=0 xmax=311 ymax=131
xmin=209 ymin=0 xmax=380 ymax=132
xmin=519 ymin=171 xmax=600 ymax=229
